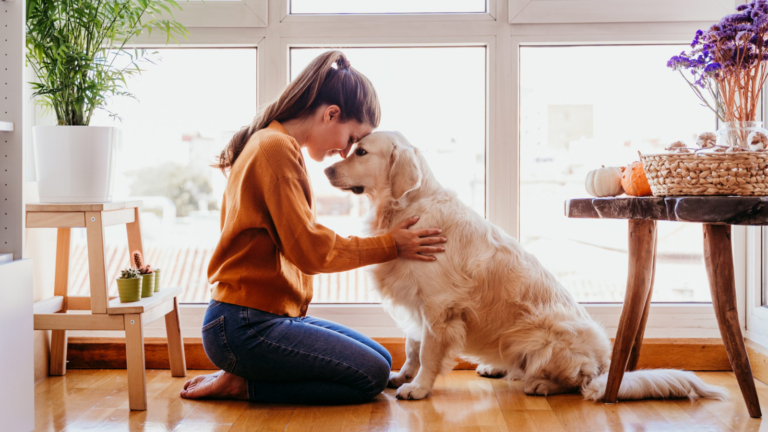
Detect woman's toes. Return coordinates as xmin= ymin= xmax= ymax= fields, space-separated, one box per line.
xmin=183 ymin=377 xmax=197 ymax=390
xmin=180 ymin=374 xmax=215 ymax=399
xmin=179 ymin=371 xmax=247 ymax=400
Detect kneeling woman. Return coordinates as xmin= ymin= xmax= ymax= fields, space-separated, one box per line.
xmin=181 ymin=51 xmax=446 ymax=404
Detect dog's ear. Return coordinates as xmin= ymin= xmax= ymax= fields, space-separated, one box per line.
xmin=389 ymin=143 xmax=422 ymax=201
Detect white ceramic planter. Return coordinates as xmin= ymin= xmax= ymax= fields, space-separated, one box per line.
xmin=33 ymin=126 xmax=119 ymax=203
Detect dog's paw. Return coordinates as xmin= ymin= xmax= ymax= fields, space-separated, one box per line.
xmin=476 ymin=364 xmax=506 ymax=379
xmin=524 ymin=379 xmax=560 ymax=396
xmin=396 ymin=383 xmax=431 ymax=400
xmin=388 ymin=371 xmax=413 ymax=389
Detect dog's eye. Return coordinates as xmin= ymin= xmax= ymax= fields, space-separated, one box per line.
xmin=355 ymin=147 xmax=368 ymax=156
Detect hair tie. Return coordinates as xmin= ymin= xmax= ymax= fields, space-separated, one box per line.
xmin=336 ymin=57 xmax=351 ymax=70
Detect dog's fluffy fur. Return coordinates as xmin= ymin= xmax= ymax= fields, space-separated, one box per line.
xmin=325 ymin=131 xmax=728 ymax=402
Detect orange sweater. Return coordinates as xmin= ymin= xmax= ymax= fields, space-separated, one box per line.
xmin=208 ymin=121 xmax=398 ymax=317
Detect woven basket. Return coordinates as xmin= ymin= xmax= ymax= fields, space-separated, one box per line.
xmin=640 ymin=151 xmax=768 ymax=196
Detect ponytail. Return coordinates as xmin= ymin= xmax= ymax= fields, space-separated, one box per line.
xmin=214 ymin=50 xmax=381 ymax=174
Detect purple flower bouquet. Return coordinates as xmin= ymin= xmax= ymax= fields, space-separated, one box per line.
xmin=669 ymin=0 xmax=768 ymax=148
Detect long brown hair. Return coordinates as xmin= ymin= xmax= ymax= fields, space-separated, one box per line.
xmin=214 ymin=50 xmax=381 ymax=174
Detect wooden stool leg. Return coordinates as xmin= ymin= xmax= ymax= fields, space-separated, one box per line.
xmin=50 ymin=228 xmax=71 ymax=376
xmin=124 ymin=313 xmax=147 ymax=411
xmin=49 ymin=331 xmax=68 ymax=376
xmin=703 ymin=224 xmax=762 ymax=418
xmin=604 ymin=219 xmax=657 ymax=403
xmin=85 ymin=212 xmax=109 ymax=314
xmin=165 ymin=298 xmax=187 ymax=377
xmin=126 ymin=207 xmax=144 ymax=258
xmin=626 ymin=228 xmax=657 ymax=372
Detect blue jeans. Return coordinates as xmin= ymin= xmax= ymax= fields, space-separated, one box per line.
xmin=201 ymin=300 xmax=393 ymax=404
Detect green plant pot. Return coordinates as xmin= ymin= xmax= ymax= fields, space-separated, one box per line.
xmin=117 ymin=277 xmax=141 ymax=303
xmin=141 ymin=273 xmax=155 ymax=298
xmin=154 ymin=269 xmax=161 ymax=292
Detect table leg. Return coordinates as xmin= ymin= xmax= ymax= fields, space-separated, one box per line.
xmin=626 ymin=228 xmax=657 ymax=371
xmin=703 ymin=224 xmax=761 ymax=418
xmin=604 ymin=219 xmax=657 ymax=403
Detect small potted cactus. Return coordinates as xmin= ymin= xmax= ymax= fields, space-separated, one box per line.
xmin=116 ymin=268 xmax=142 ymax=303
xmin=153 ymin=267 xmax=162 ymax=293
xmin=132 ymin=251 xmax=155 ymax=298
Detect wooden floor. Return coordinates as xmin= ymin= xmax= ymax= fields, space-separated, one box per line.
xmin=34 ymin=370 xmax=768 ymax=432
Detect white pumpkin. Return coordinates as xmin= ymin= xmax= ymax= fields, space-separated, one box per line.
xmin=585 ymin=166 xmax=623 ymax=197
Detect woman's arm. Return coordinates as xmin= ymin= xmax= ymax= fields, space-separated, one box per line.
xmin=264 ymin=175 xmax=445 ymax=274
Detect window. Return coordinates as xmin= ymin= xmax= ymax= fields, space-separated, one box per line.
xmin=72 ymin=48 xmax=257 ymax=304
xmin=520 ymin=45 xmax=716 ymax=302
xmin=26 ymin=3 xmax=741 ymax=339
xmin=290 ymin=0 xmax=486 ymax=14
xmin=290 ymin=47 xmax=486 ymax=302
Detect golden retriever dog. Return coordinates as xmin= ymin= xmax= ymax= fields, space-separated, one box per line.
xmin=324 ymin=131 xmax=727 ymax=402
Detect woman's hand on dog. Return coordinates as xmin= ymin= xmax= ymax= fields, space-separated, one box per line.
xmin=390 ymin=216 xmax=447 ymax=261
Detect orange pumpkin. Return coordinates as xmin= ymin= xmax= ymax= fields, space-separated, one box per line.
xmin=621 ymin=162 xmax=653 ymax=196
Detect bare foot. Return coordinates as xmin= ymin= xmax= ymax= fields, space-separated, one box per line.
xmin=180 ymin=370 xmax=248 ymax=400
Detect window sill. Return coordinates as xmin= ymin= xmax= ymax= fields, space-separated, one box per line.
xmin=63 ymin=302 xmax=724 ymax=340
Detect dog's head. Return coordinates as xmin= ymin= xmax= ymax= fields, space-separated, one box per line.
xmin=324 ymin=131 xmax=422 ymax=202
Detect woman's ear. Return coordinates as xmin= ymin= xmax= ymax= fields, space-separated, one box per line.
xmin=324 ymin=105 xmax=341 ymax=123
xmin=389 ymin=144 xmax=422 ymax=201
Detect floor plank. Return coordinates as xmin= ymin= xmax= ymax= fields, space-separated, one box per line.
xmin=33 ymin=370 xmax=767 ymax=432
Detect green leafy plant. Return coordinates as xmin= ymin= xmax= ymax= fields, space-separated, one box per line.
xmin=119 ymin=267 xmax=141 ymax=279
xmin=25 ymin=0 xmax=189 ymax=125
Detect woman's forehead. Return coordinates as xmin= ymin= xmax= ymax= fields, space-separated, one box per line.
xmin=349 ymin=121 xmax=374 ymax=137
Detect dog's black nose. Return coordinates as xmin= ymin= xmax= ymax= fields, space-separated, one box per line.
xmin=324 ymin=166 xmax=335 ymax=178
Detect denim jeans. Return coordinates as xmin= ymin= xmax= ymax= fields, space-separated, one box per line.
xmin=201 ymin=300 xmax=393 ymax=404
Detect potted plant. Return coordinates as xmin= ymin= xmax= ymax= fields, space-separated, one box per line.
xmin=117 ymin=268 xmax=142 ymax=303
xmin=154 ymin=267 xmax=162 ymax=293
xmin=668 ymin=0 xmax=768 ymax=149
xmin=26 ymin=0 xmax=188 ymax=203
xmin=133 ymin=251 xmax=155 ymax=298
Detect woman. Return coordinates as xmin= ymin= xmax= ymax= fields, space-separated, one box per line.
xmin=180 ymin=51 xmax=447 ymax=404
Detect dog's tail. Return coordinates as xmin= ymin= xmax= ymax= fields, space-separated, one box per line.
xmin=581 ymin=369 xmax=728 ymax=401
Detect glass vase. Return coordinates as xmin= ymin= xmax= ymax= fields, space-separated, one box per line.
xmin=715 ymin=121 xmax=768 ymax=150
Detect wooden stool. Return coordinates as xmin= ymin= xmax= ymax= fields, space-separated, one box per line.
xmin=28 ymin=201 xmax=187 ymax=411
xmin=566 ymin=196 xmax=763 ymax=418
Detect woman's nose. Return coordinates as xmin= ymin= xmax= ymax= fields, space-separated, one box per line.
xmin=324 ymin=166 xmax=336 ymax=179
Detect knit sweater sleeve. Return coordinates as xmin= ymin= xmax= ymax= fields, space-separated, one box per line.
xmin=256 ymin=133 xmax=398 ymax=275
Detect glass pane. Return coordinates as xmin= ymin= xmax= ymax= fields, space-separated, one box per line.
xmin=291 ymin=0 xmax=485 ymax=14
xmin=69 ymin=48 xmax=257 ymax=304
xmin=291 ymin=47 xmax=486 ymax=302
xmin=520 ymin=45 xmax=716 ymax=303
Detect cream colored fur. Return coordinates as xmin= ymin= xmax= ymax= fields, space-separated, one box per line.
xmin=325 ymin=131 xmax=728 ymax=402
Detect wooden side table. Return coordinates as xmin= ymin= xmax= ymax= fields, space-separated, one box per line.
xmin=27 ymin=201 xmax=187 ymax=411
xmin=566 ymin=196 xmax=763 ymax=418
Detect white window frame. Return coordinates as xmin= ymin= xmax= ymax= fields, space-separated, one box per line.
xmin=280 ymin=0 xmax=498 ymax=22
xmin=60 ymin=0 xmax=751 ymax=340
xmin=746 ymin=227 xmax=768 ymax=346
xmin=509 ymin=0 xmax=736 ymax=24
xmin=168 ymin=0 xmax=268 ymax=28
